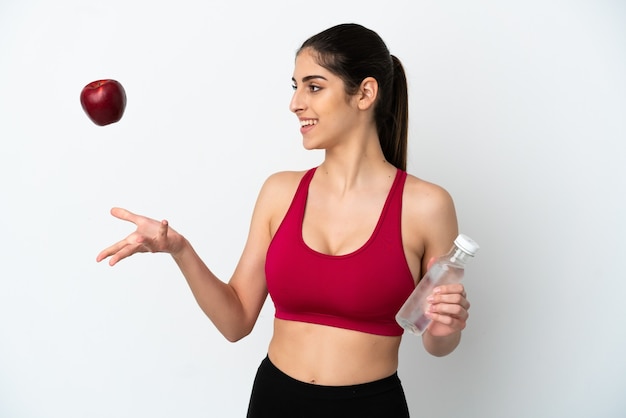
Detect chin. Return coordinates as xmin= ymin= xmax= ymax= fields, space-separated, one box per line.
xmin=302 ymin=139 xmax=320 ymax=151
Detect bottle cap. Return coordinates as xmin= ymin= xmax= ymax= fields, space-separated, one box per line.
xmin=455 ymin=234 xmax=480 ymax=256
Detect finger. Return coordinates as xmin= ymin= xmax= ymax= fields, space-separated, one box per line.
xmin=433 ymin=283 xmax=465 ymax=296
xmin=95 ymin=249 xmax=109 ymax=263
xmin=426 ymin=311 xmax=467 ymax=331
xmin=110 ymin=207 xmax=139 ymax=224
xmin=96 ymin=239 xmax=131 ymax=262
xmin=427 ymin=293 xmax=470 ymax=310
xmin=427 ymin=302 xmax=469 ymax=320
xmin=96 ymin=232 xmax=143 ymax=262
xmin=159 ymin=220 xmax=169 ymax=238
xmin=107 ymin=243 xmax=142 ymax=266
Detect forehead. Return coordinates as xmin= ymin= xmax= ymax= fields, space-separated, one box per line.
xmin=292 ymin=48 xmax=334 ymax=80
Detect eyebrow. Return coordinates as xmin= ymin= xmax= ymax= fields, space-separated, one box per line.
xmin=292 ymin=75 xmax=328 ymax=83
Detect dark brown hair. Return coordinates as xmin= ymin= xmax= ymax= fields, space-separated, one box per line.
xmin=298 ymin=23 xmax=409 ymax=170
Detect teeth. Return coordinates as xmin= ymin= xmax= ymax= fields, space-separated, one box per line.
xmin=300 ymin=119 xmax=317 ymax=127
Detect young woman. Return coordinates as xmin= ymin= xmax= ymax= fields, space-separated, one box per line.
xmin=97 ymin=23 xmax=470 ymax=418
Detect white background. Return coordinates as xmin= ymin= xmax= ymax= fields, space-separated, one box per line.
xmin=1 ymin=1 xmax=625 ymax=417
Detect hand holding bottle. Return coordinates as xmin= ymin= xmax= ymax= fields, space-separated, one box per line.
xmin=396 ymin=234 xmax=479 ymax=336
xmin=423 ymin=282 xmax=470 ymax=337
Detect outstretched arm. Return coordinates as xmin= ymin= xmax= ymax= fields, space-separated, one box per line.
xmin=96 ymin=176 xmax=278 ymax=342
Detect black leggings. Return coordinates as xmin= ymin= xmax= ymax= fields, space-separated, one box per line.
xmin=246 ymin=356 xmax=410 ymax=418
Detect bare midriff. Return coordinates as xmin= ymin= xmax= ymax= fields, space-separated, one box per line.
xmin=267 ymin=318 xmax=402 ymax=386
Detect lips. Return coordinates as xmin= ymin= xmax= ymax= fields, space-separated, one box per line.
xmin=300 ymin=119 xmax=317 ymax=127
xmin=299 ymin=118 xmax=317 ymax=134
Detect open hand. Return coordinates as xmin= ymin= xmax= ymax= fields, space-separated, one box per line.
xmin=96 ymin=207 xmax=184 ymax=266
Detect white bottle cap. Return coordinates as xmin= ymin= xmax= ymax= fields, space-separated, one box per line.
xmin=455 ymin=234 xmax=480 ymax=256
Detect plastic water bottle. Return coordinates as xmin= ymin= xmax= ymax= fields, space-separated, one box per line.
xmin=396 ymin=234 xmax=480 ymax=335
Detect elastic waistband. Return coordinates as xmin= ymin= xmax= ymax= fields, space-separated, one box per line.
xmin=260 ymin=355 xmax=402 ymax=400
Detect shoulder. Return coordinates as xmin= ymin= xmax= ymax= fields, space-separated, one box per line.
xmin=254 ymin=169 xmax=312 ymax=234
xmin=403 ymin=173 xmax=456 ymax=221
xmin=262 ymin=169 xmax=309 ymax=189
xmin=402 ymin=173 xmax=458 ymax=262
xmin=258 ymin=169 xmax=311 ymax=200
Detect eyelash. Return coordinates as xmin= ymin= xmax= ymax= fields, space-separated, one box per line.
xmin=291 ymin=84 xmax=321 ymax=92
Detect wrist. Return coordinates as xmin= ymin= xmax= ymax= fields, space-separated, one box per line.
xmin=171 ymin=235 xmax=191 ymax=260
xmin=423 ymin=329 xmax=462 ymax=357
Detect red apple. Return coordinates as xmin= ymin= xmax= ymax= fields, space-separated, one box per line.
xmin=80 ymin=79 xmax=127 ymax=126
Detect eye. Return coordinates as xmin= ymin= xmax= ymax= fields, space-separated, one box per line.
xmin=291 ymin=84 xmax=297 ymax=91
xmin=308 ymin=84 xmax=321 ymax=92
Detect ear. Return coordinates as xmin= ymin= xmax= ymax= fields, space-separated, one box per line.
xmin=357 ymin=77 xmax=379 ymax=110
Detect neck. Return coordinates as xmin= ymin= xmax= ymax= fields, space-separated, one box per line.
xmin=318 ymin=147 xmax=396 ymax=192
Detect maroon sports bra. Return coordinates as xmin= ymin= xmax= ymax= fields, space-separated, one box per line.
xmin=265 ymin=167 xmax=415 ymax=336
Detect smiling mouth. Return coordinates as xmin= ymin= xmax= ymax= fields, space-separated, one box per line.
xmin=300 ymin=119 xmax=318 ymax=127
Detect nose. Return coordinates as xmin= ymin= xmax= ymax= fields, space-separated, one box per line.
xmin=289 ymin=87 xmax=304 ymax=114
